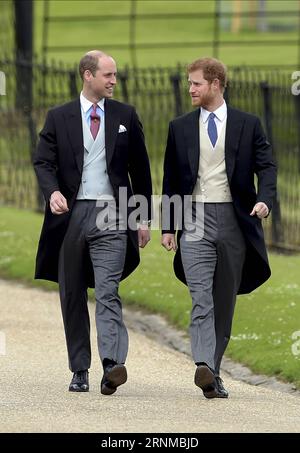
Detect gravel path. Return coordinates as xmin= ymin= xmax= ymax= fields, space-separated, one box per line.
xmin=1 ymin=279 xmax=299 ymax=433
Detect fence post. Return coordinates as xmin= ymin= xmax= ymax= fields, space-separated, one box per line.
xmin=224 ymin=80 xmax=230 ymax=104
xmin=170 ymin=72 xmax=182 ymax=117
xmin=119 ymin=70 xmax=129 ymax=103
xmin=260 ymin=81 xmax=283 ymax=247
xmin=14 ymin=0 xmax=33 ymax=112
xmin=213 ymin=0 xmax=221 ymax=58
xmin=69 ymin=69 xmax=78 ymax=99
xmin=129 ymin=0 xmax=138 ymax=68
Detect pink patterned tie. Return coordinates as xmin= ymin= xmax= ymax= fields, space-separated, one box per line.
xmin=90 ymin=103 xmax=100 ymax=140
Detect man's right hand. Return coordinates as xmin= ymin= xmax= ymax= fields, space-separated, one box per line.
xmin=161 ymin=233 xmax=177 ymax=252
xmin=49 ymin=191 xmax=69 ymax=215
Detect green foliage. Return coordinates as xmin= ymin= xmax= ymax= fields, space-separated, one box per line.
xmin=0 ymin=0 xmax=14 ymax=56
xmin=1 ymin=206 xmax=300 ymax=387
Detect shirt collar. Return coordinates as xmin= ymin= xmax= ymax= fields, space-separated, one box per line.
xmin=201 ymin=100 xmax=227 ymax=123
xmin=80 ymin=92 xmax=105 ymax=113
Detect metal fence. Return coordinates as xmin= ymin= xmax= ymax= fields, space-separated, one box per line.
xmin=0 ymin=57 xmax=299 ymax=251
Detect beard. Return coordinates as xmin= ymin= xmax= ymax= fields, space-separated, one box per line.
xmin=198 ymin=90 xmax=215 ymax=108
xmin=191 ymin=85 xmax=215 ymax=108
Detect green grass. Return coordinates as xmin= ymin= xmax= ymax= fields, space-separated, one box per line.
xmin=1 ymin=0 xmax=299 ymax=67
xmin=0 ymin=206 xmax=57 ymax=290
xmin=1 ymin=205 xmax=300 ymax=387
xmin=32 ymin=0 xmax=300 ymax=67
xmin=227 ymin=260 xmax=300 ymax=385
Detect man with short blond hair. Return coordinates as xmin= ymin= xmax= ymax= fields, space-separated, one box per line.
xmin=162 ymin=57 xmax=276 ymax=398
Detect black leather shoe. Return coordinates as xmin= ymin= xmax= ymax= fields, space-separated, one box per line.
xmin=194 ymin=364 xmax=218 ymax=399
xmin=215 ymin=376 xmax=229 ymax=398
xmin=101 ymin=364 xmax=127 ymax=395
xmin=69 ymin=370 xmax=89 ymax=392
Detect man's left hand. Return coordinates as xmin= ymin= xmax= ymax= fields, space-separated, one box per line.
xmin=138 ymin=225 xmax=151 ymax=248
xmin=250 ymin=202 xmax=269 ymax=219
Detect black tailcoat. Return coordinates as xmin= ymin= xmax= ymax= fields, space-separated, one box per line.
xmin=162 ymin=106 xmax=277 ymax=294
xmin=34 ymin=98 xmax=152 ymax=287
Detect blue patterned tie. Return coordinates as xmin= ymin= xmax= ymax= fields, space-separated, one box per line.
xmin=208 ymin=112 xmax=217 ymax=147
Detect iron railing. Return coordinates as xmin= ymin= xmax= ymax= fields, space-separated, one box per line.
xmin=0 ymin=57 xmax=299 ymax=251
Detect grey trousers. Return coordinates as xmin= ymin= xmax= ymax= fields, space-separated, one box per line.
xmin=180 ymin=202 xmax=246 ymax=375
xmin=58 ymin=200 xmax=128 ymax=372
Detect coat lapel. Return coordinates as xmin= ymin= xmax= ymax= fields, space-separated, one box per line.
xmin=225 ymin=106 xmax=244 ymax=183
xmin=184 ymin=108 xmax=200 ymax=184
xmin=65 ymin=99 xmax=84 ymax=174
xmin=183 ymin=106 xmax=244 ymax=186
xmin=104 ymin=99 xmax=120 ymax=169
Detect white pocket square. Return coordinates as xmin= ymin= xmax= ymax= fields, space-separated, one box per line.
xmin=118 ymin=124 xmax=127 ymax=133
